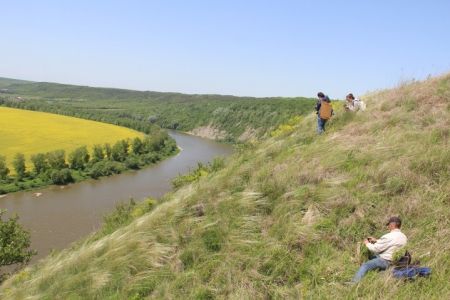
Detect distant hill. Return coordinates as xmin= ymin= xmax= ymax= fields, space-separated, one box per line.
xmin=0 ymin=77 xmax=315 ymax=142
xmin=0 ymin=77 xmax=32 ymax=89
xmin=2 ymin=74 xmax=448 ymax=298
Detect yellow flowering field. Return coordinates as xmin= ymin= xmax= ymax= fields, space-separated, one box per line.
xmin=0 ymin=107 xmax=144 ymax=167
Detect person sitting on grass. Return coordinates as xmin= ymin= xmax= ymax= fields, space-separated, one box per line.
xmin=344 ymin=93 xmax=366 ymax=112
xmin=352 ymin=216 xmax=407 ymax=283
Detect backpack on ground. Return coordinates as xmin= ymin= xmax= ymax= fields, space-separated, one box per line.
xmin=319 ymin=101 xmax=333 ymax=120
xmin=393 ymin=250 xmax=412 ymax=268
xmin=391 ymin=250 xmax=431 ymax=279
xmin=392 ymin=267 xmax=431 ymax=279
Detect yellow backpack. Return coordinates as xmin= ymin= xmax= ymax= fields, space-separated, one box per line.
xmin=319 ymin=101 xmax=332 ymax=120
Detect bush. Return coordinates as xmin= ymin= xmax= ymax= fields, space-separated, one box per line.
xmin=50 ymin=169 xmax=74 ymax=185
xmin=0 ymin=155 xmax=10 ymax=180
xmin=142 ymin=153 xmax=161 ymax=164
xmin=68 ymin=146 xmax=90 ymax=170
xmin=0 ymin=210 xmax=36 ymax=269
xmin=89 ymin=161 xmax=125 ymax=179
xmin=100 ymin=199 xmax=156 ymax=237
xmin=101 ymin=200 xmax=136 ymax=236
xmin=125 ymin=155 xmax=141 ymax=170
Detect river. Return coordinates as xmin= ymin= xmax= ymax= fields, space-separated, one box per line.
xmin=0 ymin=131 xmax=233 ymax=261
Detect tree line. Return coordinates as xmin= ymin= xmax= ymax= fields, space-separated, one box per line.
xmin=0 ymin=133 xmax=177 ymax=194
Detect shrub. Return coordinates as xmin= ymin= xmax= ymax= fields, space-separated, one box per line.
xmin=30 ymin=153 xmax=48 ymax=174
xmin=142 ymin=153 xmax=160 ymax=164
xmin=125 ymin=155 xmax=141 ymax=170
xmin=89 ymin=161 xmax=125 ymax=179
xmin=111 ymin=140 xmax=129 ymax=162
xmin=0 ymin=210 xmax=36 ymax=269
xmin=68 ymin=146 xmax=90 ymax=170
xmin=50 ymin=169 xmax=74 ymax=185
xmin=13 ymin=153 xmax=26 ymax=179
xmin=101 ymin=199 xmax=136 ymax=236
xmin=46 ymin=150 xmax=67 ymax=169
xmin=0 ymin=155 xmax=9 ymax=180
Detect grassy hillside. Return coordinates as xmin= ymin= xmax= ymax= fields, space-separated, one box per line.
xmin=0 ymin=77 xmax=32 ymax=89
xmin=0 ymin=79 xmax=315 ymax=142
xmin=0 ymin=107 xmax=144 ymax=169
xmin=1 ymin=74 xmax=449 ymax=299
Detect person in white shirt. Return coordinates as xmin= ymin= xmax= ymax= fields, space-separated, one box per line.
xmin=344 ymin=93 xmax=366 ymax=112
xmin=352 ymin=216 xmax=407 ymax=282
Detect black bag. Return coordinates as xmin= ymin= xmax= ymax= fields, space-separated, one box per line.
xmin=393 ymin=250 xmax=412 ymax=268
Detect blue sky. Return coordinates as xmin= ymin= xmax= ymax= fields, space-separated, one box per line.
xmin=1 ymin=0 xmax=449 ymax=97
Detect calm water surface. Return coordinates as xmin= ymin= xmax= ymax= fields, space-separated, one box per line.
xmin=0 ymin=131 xmax=233 ymax=261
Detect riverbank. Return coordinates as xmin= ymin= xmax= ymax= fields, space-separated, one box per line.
xmin=0 ymin=131 xmax=233 ymax=261
xmin=0 ymin=134 xmax=177 ymax=195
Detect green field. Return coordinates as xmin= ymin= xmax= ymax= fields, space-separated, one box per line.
xmin=0 ymin=107 xmax=144 ymax=168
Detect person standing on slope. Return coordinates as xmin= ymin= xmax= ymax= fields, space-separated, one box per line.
xmin=315 ymin=92 xmax=333 ymax=134
xmin=352 ymin=216 xmax=408 ymax=283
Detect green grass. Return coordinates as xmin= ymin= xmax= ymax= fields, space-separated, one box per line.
xmin=1 ymin=74 xmax=449 ymax=299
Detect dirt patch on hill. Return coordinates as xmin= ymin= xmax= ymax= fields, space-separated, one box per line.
xmin=188 ymin=124 xmax=227 ymax=140
xmin=238 ymin=127 xmax=258 ymax=142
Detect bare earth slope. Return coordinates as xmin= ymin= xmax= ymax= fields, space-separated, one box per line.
xmin=1 ymin=74 xmax=449 ymax=299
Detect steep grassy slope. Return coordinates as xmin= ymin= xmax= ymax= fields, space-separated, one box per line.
xmin=0 ymin=78 xmax=314 ymax=142
xmin=1 ymin=75 xmax=449 ymax=299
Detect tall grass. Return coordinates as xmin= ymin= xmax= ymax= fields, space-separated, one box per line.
xmin=1 ymin=74 xmax=449 ymax=299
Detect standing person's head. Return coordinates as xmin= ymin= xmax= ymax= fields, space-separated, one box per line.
xmin=346 ymin=93 xmax=355 ymax=102
xmin=386 ymin=216 xmax=402 ymax=230
xmin=317 ymin=92 xmax=325 ymax=99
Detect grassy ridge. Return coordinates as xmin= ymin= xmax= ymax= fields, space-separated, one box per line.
xmin=1 ymin=74 xmax=449 ymax=299
xmin=0 ymin=107 xmax=144 ymax=168
xmin=0 ymin=79 xmax=315 ymax=142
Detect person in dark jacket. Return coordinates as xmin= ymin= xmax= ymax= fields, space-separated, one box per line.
xmin=315 ymin=92 xmax=333 ymax=134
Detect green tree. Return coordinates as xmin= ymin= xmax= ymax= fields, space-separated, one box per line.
xmin=121 ymin=140 xmax=129 ymax=155
xmin=91 ymin=144 xmax=104 ymax=162
xmin=125 ymin=154 xmax=140 ymax=170
xmin=0 ymin=156 xmax=9 ymax=180
xmin=104 ymin=143 xmax=112 ymax=160
xmin=30 ymin=153 xmax=48 ymax=174
xmin=111 ymin=140 xmax=128 ymax=162
xmin=68 ymin=146 xmax=90 ymax=170
xmin=0 ymin=210 xmax=36 ymax=269
xmin=50 ymin=169 xmax=74 ymax=185
xmin=47 ymin=150 xmax=67 ymax=170
xmin=12 ymin=153 xmax=26 ymax=179
xmin=132 ymin=137 xmax=144 ymax=155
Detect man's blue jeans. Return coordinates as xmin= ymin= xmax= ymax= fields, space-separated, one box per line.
xmin=317 ymin=117 xmax=327 ymax=134
xmin=352 ymin=256 xmax=390 ymax=282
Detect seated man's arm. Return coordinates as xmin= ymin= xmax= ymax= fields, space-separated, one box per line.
xmin=365 ymin=236 xmax=391 ymax=254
